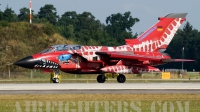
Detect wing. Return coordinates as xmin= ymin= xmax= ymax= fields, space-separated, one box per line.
xmin=96 ymin=51 xmax=163 ymax=62
xmin=96 ymin=51 xmax=195 ymax=64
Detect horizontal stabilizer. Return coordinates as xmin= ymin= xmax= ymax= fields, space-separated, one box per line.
xmin=162 ymin=59 xmax=195 ymax=62
xmin=173 ymin=59 xmax=195 ymax=62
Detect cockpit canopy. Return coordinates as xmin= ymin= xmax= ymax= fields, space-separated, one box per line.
xmin=39 ymin=44 xmax=81 ymax=54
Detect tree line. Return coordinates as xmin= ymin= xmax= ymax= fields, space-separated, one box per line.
xmin=0 ymin=4 xmax=139 ymax=46
xmin=0 ymin=4 xmax=200 ymax=71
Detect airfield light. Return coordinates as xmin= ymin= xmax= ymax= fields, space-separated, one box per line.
xmin=182 ymin=47 xmax=184 ymax=71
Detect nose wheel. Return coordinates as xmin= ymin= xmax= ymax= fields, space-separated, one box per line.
xmin=50 ymin=70 xmax=61 ymax=83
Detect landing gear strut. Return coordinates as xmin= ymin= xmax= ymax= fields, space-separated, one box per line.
xmin=50 ymin=70 xmax=61 ymax=83
xmin=117 ymin=74 xmax=126 ymax=83
xmin=97 ymin=74 xmax=106 ymax=83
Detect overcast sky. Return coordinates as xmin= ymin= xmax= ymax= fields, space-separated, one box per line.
xmin=0 ymin=0 xmax=199 ymax=34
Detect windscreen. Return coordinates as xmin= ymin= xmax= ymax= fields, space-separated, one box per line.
xmin=39 ymin=44 xmax=81 ymax=54
xmin=39 ymin=47 xmax=54 ymax=54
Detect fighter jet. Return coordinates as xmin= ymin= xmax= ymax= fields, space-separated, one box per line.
xmin=14 ymin=13 xmax=193 ymax=83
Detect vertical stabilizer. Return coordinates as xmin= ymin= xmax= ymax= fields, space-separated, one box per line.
xmin=125 ymin=13 xmax=187 ymax=52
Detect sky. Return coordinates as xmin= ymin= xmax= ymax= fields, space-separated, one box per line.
xmin=0 ymin=0 xmax=200 ymax=34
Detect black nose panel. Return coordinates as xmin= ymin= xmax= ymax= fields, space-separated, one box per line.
xmin=14 ymin=56 xmax=35 ymax=69
xmin=14 ymin=56 xmax=61 ymax=69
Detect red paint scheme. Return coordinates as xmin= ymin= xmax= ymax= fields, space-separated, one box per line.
xmin=15 ymin=13 xmax=192 ymax=75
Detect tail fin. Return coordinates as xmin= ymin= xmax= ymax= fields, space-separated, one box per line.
xmin=125 ymin=13 xmax=187 ymax=52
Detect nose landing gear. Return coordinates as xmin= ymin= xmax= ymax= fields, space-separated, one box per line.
xmin=50 ymin=70 xmax=61 ymax=83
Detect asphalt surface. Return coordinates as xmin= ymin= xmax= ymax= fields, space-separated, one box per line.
xmin=0 ymin=83 xmax=199 ymax=94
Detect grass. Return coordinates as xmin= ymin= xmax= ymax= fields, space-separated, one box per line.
xmin=0 ymin=72 xmax=200 ymax=111
xmin=0 ymin=22 xmax=74 ymax=72
xmin=0 ymin=71 xmax=200 ymax=83
xmin=0 ymin=94 xmax=199 ymax=111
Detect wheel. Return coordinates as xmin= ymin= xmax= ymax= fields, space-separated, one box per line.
xmin=55 ymin=78 xmax=59 ymax=83
xmin=97 ymin=74 xmax=106 ymax=83
xmin=50 ymin=70 xmax=61 ymax=83
xmin=117 ymin=74 xmax=126 ymax=83
xmin=52 ymin=78 xmax=59 ymax=83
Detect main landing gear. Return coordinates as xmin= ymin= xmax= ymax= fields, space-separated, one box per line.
xmin=117 ymin=74 xmax=126 ymax=83
xmin=97 ymin=74 xmax=106 ymax=83
xmin=50 ymin=70 xmax=61 ymax=83
xmin=97 ymin=73 xmax=126 ymax=83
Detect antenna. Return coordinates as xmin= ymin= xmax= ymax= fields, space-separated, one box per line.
xmin=29 ymin=0 xmax=32 ymax=24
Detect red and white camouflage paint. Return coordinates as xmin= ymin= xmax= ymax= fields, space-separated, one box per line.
xmin=14 ymin=13 xmax=193 ymax=82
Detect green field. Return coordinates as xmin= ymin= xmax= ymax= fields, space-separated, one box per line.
xmin=1 ymin=72 xmax=200 ymax=111
xmin=0 ymin=71 xmax=200 ymax=83
xmin=0 ymin=94 xmax=199 ymax=111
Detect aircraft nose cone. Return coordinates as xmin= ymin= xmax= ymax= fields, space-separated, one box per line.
xmin=14 ymin=56 xmax=36 ymax=69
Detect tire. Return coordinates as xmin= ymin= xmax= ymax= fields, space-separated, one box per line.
xmin=97 ymin=75 xmax=106 ymax=83
xmin=52 ymin=78 xmax=59 ymax=83
xmin=117 ymin=74 xmax=126 ymax=83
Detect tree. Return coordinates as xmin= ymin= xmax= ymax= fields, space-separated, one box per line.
xmin=2 ymin=6 xmax=18 ymax=22
xmin=0 ymin=10 xmax=3 ymax=20
xmin=57 ymin=11 xmax=114 ymax=45
xmin=57 ymin=11 xmax=78 ymax=26
xmin=75 ymin=12 xmax=96 ymax=32
xmin=18 ymin=7 xmax=33 ymax=22
xmin=0 ymin=4 xmax=3 ymax=20
xmin=57 ymin=24 xmax=76 ymax=40
xmin=182 ymin=22 xmax=194 ymax=46
xmin=57 ymin=11 xmax=77 ymax=39
xmin=105 ymin=11 xmax=139 ymax=45
xmin=38 ymin=4 xmax=59 ymax=25
xmin=32 ymin=14 xmax=42 ymax=23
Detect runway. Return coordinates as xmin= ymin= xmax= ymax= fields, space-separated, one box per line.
xmin=0 ymin=83 xmax=200 ymax=94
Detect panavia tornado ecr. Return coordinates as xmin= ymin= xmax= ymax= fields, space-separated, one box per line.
xmin=14 ymin=13 xmax=193 ymax=83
